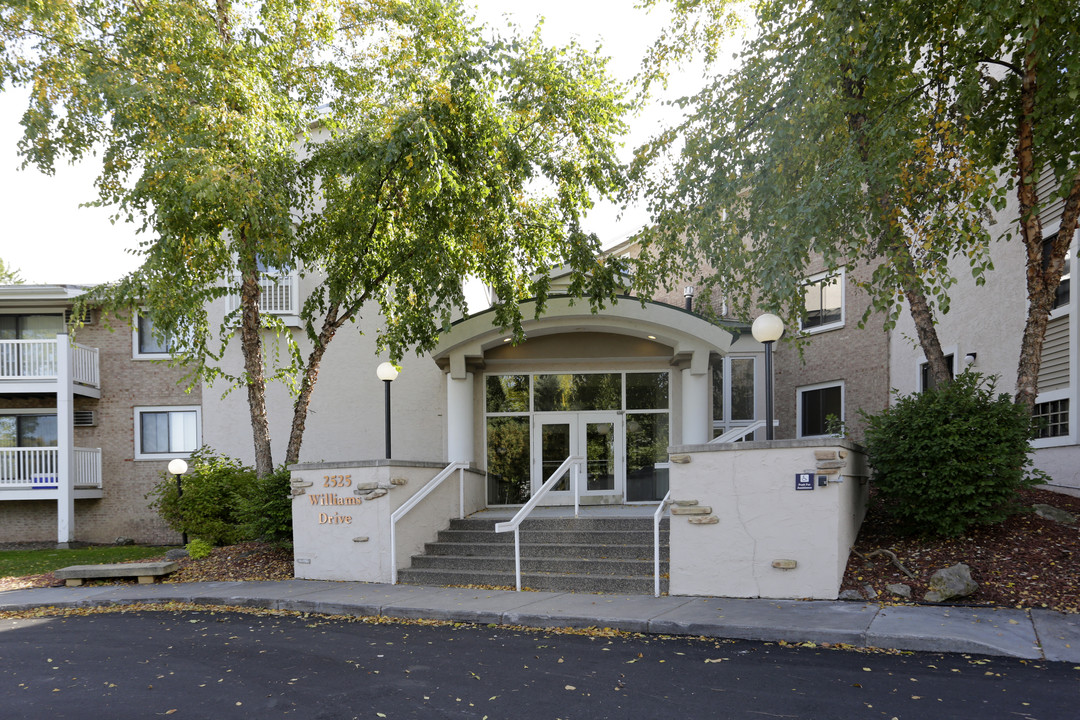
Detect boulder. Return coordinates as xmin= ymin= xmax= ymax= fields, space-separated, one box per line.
xmin=838 ymin=589 xmax=863 ymax=601
xmin=165 ymin=548 xmax=189 ymax=560
xmin=113 ymin=537 xmax=135 ymax=546
xmin=1033 ymin=503 xmax=1076 ymax=526
xmin=886 ymin=583 xmax=912 ymax=599
xmin=924 ymin=563 xmax=978 ymax=603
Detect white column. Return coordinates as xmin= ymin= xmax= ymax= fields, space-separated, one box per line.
xmin=681 ymin=350 xmax=710 ymax=445
xmin=446 ymin=372 xmax=475 ymax=464
xmin=56 ymin=333 xmax=75 ymax=546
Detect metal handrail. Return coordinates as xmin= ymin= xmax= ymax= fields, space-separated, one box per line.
xmin=709 ymin=419 xmax=778 ymax=444
xmin=495 ymin=455 xmax=584 ymax=591
xmin=389 ymin=461 xmax=470 ymax=585
xmin=653 ymin=491 xmax=672 ymax=597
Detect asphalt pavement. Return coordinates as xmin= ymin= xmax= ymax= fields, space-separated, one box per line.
xmin=1 ymin=579 xmax=1077 ymax=662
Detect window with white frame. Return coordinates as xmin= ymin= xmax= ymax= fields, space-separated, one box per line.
xmin=133 ymin=313 xmax=177 ymax=358
xmin=801 ymin=270 xmax=844 ymax=333
xmin=798 ymin=381 xmax=844 ymax=438
xmin=1033 ymin=398 xmax=1070 ymax=440
xmin=134 ymin=407 xmax=200 ymax=459
xmin=712 ymin=356 xmax=756 ymax=439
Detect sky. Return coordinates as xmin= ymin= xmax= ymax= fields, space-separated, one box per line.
xmin=0 ymin=1 xmax=746 ymax=286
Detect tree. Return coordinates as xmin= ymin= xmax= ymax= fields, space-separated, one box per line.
xmin=631 ymin=0 xmax=996 ymax=388
xmin=0 ymin=258 xmax=24 ymax=284
xmin=632 ymin=0 xmax=1079 ymax=402
xmin=1 ymin=0 xmax=630 ymax=475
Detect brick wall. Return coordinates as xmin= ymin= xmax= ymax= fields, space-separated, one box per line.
xmin=0 ymin=308 xmax=201 ymax=545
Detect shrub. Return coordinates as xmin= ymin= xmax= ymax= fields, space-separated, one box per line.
xmin=186 ymin=538 xmax=213 ymax=560
xmin=862 ymin=372 xmax=1044 ymax=537
xmin=236 ymin=466 xmax=293 ymax=547
xmin=147 ymin=447 xmax=258 ymax=546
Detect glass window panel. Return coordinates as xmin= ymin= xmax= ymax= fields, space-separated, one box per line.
xmin=0 ymin=416 xmax=16 ymax=447
xmin=533 ymin=373 xmax=620 ymax=411
xmin=626 ymin=372 xmax=668 ymax=410
xmin=485 ymin=375 xmax=529 ymax=413
xmin=730 ymin=359 xmax=755 ymax=421
xmin=712 ymin=363 xmax=724 ymax=422
xmin=801 ymin=386 xmax=842 ymax=437
xmin=486 ymin=417 xmax=530 ymax=504
xmin=0 ymin=316 xmax=15 ymax=340
xmin=585 ymin=421 xmax=615 ymax=491
xmin=140 ymin=412 xmax=171 ymax=454
xmin=171 ymin=411 xmax=198 ymax=452
xmin=541 ymin=421 xmax=572 ymax=491
xmin=17 ymin=315 xmax=63 ymax=340
xmin=821 ymin=276 xmax=843 ymax=324
xmin=138 ymin=315 xmax=171 ymax=354
xmin=626 ymin=413 xmax=670 ymax=502
xmin=18 ymin=415 xmax=57 ymax=447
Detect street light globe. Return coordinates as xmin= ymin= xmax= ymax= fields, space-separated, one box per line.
xmin=376 ymin=361 xmax=400 ymax=382
xmin=167 ymin=458 xmax=188 ymax=476
xmin=751 ymin=313 xmax=785 ymax=344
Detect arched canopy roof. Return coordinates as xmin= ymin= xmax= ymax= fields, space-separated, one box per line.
xmin=432 ymin=295 xmax=739 ymax=379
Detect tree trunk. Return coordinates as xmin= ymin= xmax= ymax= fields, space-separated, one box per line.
xmin=284 ymin=302 xmax=344 ymax=467
xmin=238 ymin=234 xmax=274 ymax=478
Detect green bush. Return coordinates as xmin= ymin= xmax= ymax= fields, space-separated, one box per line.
xmin=862 ymin=372 xmax=1044 ymax=537
xmin=186 ymin=538 xmax=213 ymax=560
xmin=236 ymin=466 xmax=293 ymax=547
xmin=147 ymin=447 xmax=258 ymax=546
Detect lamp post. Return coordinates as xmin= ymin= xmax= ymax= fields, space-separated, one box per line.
xmin=376 ymin=362 xmax=400 ymax=459
xmin=167 ymin=458 xmax=189 ymax=546
xmin=751 ymin=313 xmax=785 ymax=441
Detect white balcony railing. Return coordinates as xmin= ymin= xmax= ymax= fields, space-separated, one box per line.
xmin=0 ymin=447 xmax=103 ymax=489
xmin=0 ymin=338 xmax=100 ymax=388
xmin=227 ymin=272 xmax=299 ymax=316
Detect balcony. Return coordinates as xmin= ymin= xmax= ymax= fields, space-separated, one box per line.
xmin=0 ymin=338 xmax=100 ymax=395
xmin=226 ymin=272 xmax=300 ymax=320
xmin=0 ymin=447 xmax=104 ymax=500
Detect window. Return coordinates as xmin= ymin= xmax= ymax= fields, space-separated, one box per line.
xmin=133 ymin=313 xmax=177 ymax=358
xmin=1042 ymin=234 xmax=1071 ymax=311
xmin=134 ymin=407 xmax=200 ymax=459
xmin=801 ymin=271 xmax=844 ymax=333
xmin=920 ymin=354 xmax=955 ymax=392
xmin=0 ymin=413 xmax=58 ymax=447
xmin=712 ymin=357 xmax=756 ymax=439
xmin=798 ymin=382 xmax=843 ymax=438
xmin=1033 ymin=399 xmax=1070 ymax=440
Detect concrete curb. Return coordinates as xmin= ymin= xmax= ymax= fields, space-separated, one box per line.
xmin=2 ymin=580 xmax=1077 ymax=662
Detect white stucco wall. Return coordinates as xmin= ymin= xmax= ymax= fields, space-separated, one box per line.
xmin=290 ymin=460 xmax=486 ymax=582
xmin=667 ymin=439 xmax=869 ymax=600
xmin=200 ymin=289 xmax=448 ymax=468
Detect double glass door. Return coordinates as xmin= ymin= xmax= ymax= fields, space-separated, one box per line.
xmin=533 ymin=412 xmax=623 ymax=504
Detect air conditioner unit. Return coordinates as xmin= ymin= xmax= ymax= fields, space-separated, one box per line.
xmin=73 ymin=410 xmax=96 ymax=427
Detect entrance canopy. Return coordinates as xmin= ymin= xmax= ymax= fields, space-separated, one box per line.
xmin=431 ymin=296 xmax=741 ymax=506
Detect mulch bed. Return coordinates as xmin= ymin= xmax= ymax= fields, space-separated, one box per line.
xmin=841 ymin=487 xmax=1080 ymax=613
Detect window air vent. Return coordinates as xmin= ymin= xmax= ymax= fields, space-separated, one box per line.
xmin=73 ymin=410 xmax=96 ymax=427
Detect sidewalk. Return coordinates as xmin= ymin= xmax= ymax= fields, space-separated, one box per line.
xmin=1 ymin=580 xmax=1077 ymax=662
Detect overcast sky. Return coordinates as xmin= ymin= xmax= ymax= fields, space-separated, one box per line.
xmin=0 ymin=1 xmax=746 ymax=286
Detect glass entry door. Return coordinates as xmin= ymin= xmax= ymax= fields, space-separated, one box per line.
xmin=533 ymin=412 xmax=623 ymax=505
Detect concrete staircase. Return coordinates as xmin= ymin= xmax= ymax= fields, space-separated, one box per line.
xmin=397 ymin=516 xmax=669 ymax=595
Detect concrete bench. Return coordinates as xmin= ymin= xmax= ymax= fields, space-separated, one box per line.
xmin=54 ymin=561 xmax=180 ymax=587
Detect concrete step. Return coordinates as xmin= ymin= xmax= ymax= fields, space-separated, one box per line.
xmin=436 ymin=529 xmax=666 ymax=545
xmin=409 ymin=554 xmax=667 ymax=576
xmin=395 ymin=567 xmax=667 ymax=595
xmin=422 ymin=541 xmax=668 ymax=560
xmin=451 ymin=517 xmax=670 ymax=532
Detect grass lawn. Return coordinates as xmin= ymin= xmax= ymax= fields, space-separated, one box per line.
xmin=0 ymin=546 xmax=173 ymax=578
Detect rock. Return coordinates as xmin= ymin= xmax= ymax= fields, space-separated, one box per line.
xmin=862 ymin=583 xmax=878 ymax=599
xmin=165 ymin=548 xmax=189 ymax=560
xmin=838 ymin=589 xmax=863 ymax=601
xmin=1033 ymin=503 xmax=1076 ymax=526
xmin=924 ymin=563 xmax=978 ymax=603
xmin=886 ymin=583 xmax=912 ymax=599
xmin=114 ymin=537 xmax=135 ymax=546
